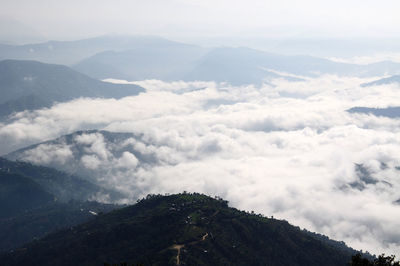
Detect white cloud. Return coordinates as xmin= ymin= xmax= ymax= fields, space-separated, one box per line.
xmin=81 ymin=154 xmax=101 ymax=169
xmin=328 ymin=53 xmax=400 ymax=65
xmin=21 ymin=143 xmax=73 ymax=165
xmin=116 ymin=151 xmax=138 ymax=169
xmin=1 ymin=76 xmax=400 ymax=256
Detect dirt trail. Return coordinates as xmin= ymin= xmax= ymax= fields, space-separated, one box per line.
xmin=171 ymin=210 xmax=217 ymax=265
xmin=171 ymin=244 xmax=185 ymax=265
xmin=171 ymin=232 xmax=209 ymax=265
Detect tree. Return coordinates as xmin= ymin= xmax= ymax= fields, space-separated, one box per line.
xmin=350 ymin=253 xmax=400 ymax=266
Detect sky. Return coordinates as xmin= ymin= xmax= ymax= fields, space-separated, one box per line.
xmin=1 ymin=0 xmax=400 ymax=43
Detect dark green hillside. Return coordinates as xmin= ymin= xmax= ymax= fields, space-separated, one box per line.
xmin=0 ymin=158 xmax=121 ymax=252
xmin=0 ymin=201 xmax=119 ymax=252
xmin=0 ymin=193 xmax=359 ymax=266
xmin=0 ymin=171 xmax=54 ymax=219
xmin=0 ymin=157 xmax=122 ymax=202
xmin=0 ymin=59 xmax=144 ymax=119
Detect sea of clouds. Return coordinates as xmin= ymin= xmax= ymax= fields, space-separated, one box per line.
xmin=1 ymin=75 xmax=400 ymax=256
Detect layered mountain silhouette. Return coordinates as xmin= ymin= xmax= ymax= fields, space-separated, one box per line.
xmin=1 ymin=35 xmax=400 ymax=86
xmin=73 ymin=39 xmax=209 ymax=81
xmin=0 ymin=35 xmax=190 ymax=65
xmin=347 ymin=106 xmax=400 ymax=118
xmin=75 ymin=46 xmax=400 ymax=85
xmin=0 ymin=59 xmax=144 ymax=120
xmin=361 ymin=74 xmax=400 ymax=87
xmin=0 ymin=193 xmax=361 ymax=266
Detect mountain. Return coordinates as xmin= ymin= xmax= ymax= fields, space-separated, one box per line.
xmin=73 ymin=46 xmax=400 ymax=85
xmin=0 ymin=200 xmax=119 ymax=252
xmin=361 ymin=74 xmax=400 ymax=87
xmin=5 ymin=130 xmax=156 ymax=196
xmin=73 ymin=40 xmax=209 ymax=81
xmin=0 ymin=171 xmax=54 ymax=219
xmin=347 ymin=106 xmax=400 ymax=118
xmin=2 ymin=35 xmax=400 ymax=86
xmin=0 ymin=157 xmax=121 ymax=252
xmin=0 ymin=59 xmax=144 ymax=120
xmin=0 ymin=35 xmax=190 ymax=65
xmin=0 ymin=157 xmax=122 ymax=202
xmin=0 ymin=193 xmax=360 ymax=266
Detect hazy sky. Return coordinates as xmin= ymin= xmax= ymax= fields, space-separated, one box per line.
xmin=1 ymin=0 xmax=400 ymax=42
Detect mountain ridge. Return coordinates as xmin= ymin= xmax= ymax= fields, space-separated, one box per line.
xmin=0 ymin=193 xmax=364 ymax=266
xmin=0 ymin=59 xmax=144 ymax=120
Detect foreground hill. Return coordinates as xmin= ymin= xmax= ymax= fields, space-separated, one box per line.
xmin=0 ymin=171 xmax=54 ymax=219
xmin=0 ymin=200 xmax=119 ymax=252
xmin=0 ymin=157 xmax=121 ymax=251
xmin=0 ymin=59 xmax=144 ymax=120
xmin=0 ymin=193 xmax=360 ymax=266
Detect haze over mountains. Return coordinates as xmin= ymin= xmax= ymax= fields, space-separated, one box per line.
xmin=0 ymin=59 xmax=144 ymax=120
xmin=2 ymin=36 xmax=400 ymax=86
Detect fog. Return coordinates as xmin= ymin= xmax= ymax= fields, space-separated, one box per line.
xmin=2 ymin=0 xmax=400 ymax=49
xmin=1 ymin=76 xmax=400 ymax=255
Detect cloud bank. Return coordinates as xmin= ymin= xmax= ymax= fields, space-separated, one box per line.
xmin=1 ymin=76 xmax=400 ymax=256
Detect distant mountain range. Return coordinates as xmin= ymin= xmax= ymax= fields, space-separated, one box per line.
xmin=0 ymin=193 xmax=362 ymax=266
xmin=361 ymin=75 xmax=400 ymax=87
xmin=0 ymin=59 xmax=144 ymax=120
xmin=347 ymin=106 xmax=400 ymax=118
xmin=348 ymin=75 xmax=400 ymax=119
xmin=74 ymin=46 xmax=400 ymax=85
xmin=0 ymin=35 xmax=187 ymax=65
xmin=1 ymin=35 xmax=400 ymax=86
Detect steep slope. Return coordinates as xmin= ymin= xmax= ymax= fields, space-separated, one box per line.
xmin=0 ymin=157 xmax=121 ymax=252
xmin=0 ymin=59 xmax=144 ymax=119
xmin=0 ymin=157 xmax=122 ymax=202
xmin=0 ymin=200 xmax=119 ymax=252
xmin=0 ymin=171 xmax=54 ymax=219
xmin=0 ymin=193 xmax=360 ymax=266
